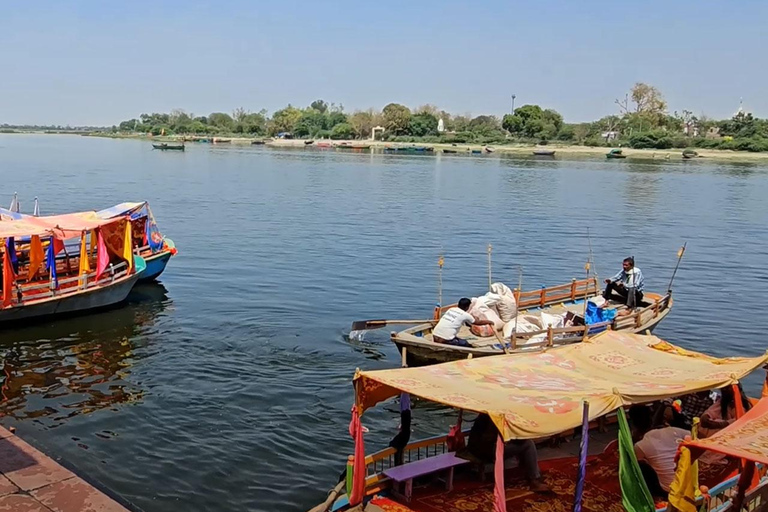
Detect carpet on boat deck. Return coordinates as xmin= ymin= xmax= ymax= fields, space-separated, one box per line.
xmin=382 ymin=445 xmax=737 ymax=512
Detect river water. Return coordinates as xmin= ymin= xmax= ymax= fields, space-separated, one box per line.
xmin=0 ymin=134 xmax=766 ymax=511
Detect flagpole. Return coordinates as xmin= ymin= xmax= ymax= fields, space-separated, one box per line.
xmin=667 ymin=242 xmax=687 ymax=294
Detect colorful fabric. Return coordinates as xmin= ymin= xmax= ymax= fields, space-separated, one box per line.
xmin=6 ymin=238 xmax=18 ymax=273
xmin=680 ymin=393 xmax=713 ymax=425
xmin=27 ymin=235 xmax=45 ymax=279
xmin=355 ymin=331 xmax=768 ymax=441
xmin=2 ymin=245 xmax=16 ymax=307
xmin=494 ymin=435 xmax=507 ymax=512
xmin=686 ymin=397 xmax=768 ymax=466
xmin=78 ymin=233 xmax=91 ymax=276
xmin=617 ymin=408 xmax=654 ymax=512
xmin=122 ymin=220 xmax=132 ymax=272
xmin=573 ymin=401 xmax=590 ymax=512
xmin=95 ymin=230 xmax=109 ymax=281
xmin=45 ymin=239 xmax=58 ymax=288
xmin=348 ymin=406 xmax=365 ymax=506
xmin=667 ymin=445 xmax=698 ymax=512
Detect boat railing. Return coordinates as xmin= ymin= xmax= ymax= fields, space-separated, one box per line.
xmin=6 ymin=261 xmax=131 ymax=308
xmin=612 ymin=293 xmax=672 ymax=331
xmin=434 ymin=277 xmax=599 ymax=319
xmin=509 ymin=320 xmax=613 ymax=350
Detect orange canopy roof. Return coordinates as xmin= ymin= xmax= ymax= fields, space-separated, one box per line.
xmin=0 ymin=212 xmax=124 ymax=240
xmin=685 ymin=397 xmax=768 ymax=465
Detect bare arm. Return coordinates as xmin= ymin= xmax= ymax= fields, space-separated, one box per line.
xmin=700 ymin=412 xmax=730 ymax=430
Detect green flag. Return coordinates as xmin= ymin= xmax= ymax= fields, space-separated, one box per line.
xmin=617 ymin=408 xmax=655 ymax=512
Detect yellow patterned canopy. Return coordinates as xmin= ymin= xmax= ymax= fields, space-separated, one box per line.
xmin=355 ymin=331 xmax=768 ymax=441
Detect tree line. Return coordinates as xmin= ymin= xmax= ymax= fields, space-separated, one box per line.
xmin=112 ymin=85 xmax=768 ymax=152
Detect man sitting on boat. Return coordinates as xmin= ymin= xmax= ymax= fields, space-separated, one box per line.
xmin=466 ymin=413 xmax=548 ymax=492
xmin=433 ymin=298 xmax=494 ymax=347
xmin=603 ymin=256 xmax=644 ymax=307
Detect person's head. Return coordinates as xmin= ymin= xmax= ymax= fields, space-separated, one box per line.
xmin=458 ymin=298 xmax=472 ymax=311
xmin=719 ymin=384 xmax=751 ymax=418
xmin=629 ymin=404 xmax=653 ymax=436
xmin=622 ymin=257 xmax=635 ymax=271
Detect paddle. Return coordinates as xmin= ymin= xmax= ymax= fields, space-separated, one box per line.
xmin=350 ymin=319 xmax=435 ymax=331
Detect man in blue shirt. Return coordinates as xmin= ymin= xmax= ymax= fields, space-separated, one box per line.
xmin=603 ymin=256 xmax=644 ymax=308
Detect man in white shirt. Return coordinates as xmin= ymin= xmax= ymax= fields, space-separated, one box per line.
xmin=629 ymin=404 xmax=688 ymax=496
xmin=432 ymin=298 xmax=494 ymax=347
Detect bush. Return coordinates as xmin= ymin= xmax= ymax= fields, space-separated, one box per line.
xmin=671 ymin=137 xmax=689 ymax=149
xmin=584 ymin=137 xmax=604 ymax=147
xmin=315 ymin=129 xmax=331 ymax=139
xmin=628 ymin=130 xmax=672 ymax=149
xmin=330 ymin=123 xmax=355 ymax=140
xmin=447 ymin=131 xmax=477 ymax=144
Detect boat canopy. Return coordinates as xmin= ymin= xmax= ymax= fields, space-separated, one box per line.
xmin=354 ymin=330 xmax=768 ymax=441
xmin=96 ymin=202 xmax=147 ymax=220
xmin=0 ymin=212 xmax=125 ymax=240
xmin=685 ymin=395 xmax=768 ymax=464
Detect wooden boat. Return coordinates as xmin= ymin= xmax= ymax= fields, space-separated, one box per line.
xmin=389 ymin=277 xmax=673 ymax=366
xmin=533 ymin=149 xmax=556 ymax=156
xmin=485 ymin=146 xmax=495 ymax=153
xmin=251 ymin=139 xmax=266 ymax=145
xmin=0 ymin=213 xmax=146 ymax=325
xmin=96 ymin=202 xmax=176 ymax=282
xmin=682 ymin=149 xmax=698 ymax=159
xmin=470 ymin=149 xmax=482 ymax=154
xmin=152 ymin=143 xmax=185 ymax=151
xmin=442 ymin=149 xmax=459 ymax=154
xmin=213 ymin=138 xmax=231 ymax=144
xmin=311 ymin=333 xmax=767 ymax=512
xmin=606 ymin=148 xmax=626 ymax=159
xmin=304 ymin=140 xmax=315 ymax=145
xmin=316 ymin=142 xmax=333 ymax=148
xmin=336 ymin=143 xmax=371 ymax=150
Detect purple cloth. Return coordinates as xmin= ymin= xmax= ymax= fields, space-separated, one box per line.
xmin=400 ymin=393 xmax=411 ymax=412
xmin=573 ymin=401 xmax=589 ymax=512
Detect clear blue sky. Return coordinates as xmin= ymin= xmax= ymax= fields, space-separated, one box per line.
xmin=1 ymin=1 xmax=765 ymax=126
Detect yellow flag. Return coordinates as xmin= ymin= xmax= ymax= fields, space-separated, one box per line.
xmin=438 ymin=255 xmax=444 ymax=268
xmin=677 ymin=246 xmax=686 ymax=258
xmin=28 ymin=235 xmax=45 ymax=280
xmin=79 ymin=233 xmax=91 ymax=275
xmin=122 ymin=221 xmax=133 ymax=272
xmin=89 ymin=230 xmax=97 ymax=259
xmin=667 ymin=446 xmax=697 ymax=512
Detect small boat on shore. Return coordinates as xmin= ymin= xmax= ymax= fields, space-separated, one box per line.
xmin=471 ymin=149 xmax=482 ymax=154
xmin=682 ymin=149 xmax=699 ymax=159
xmin=304 ymin=140 xmax=315 ymax=145
xmin=336 ymin=143 xmax=371 ymax=150
xmin=442 ymin=149 xmax=459 ymax=154
xmin=251 ymin=139 xmax=266 ymax=145
xmin=533 ymin=149 xmax=556 ymax=156
xmin=485 ymin=146 xmax=495 ymax=153
xmin=316 ymin=142 xmax=333 ymax=148
xmin=213 ymin=138 xmax=231 ymax=144
xmin=606 ymin=148 xmax=626 ymax=159
xmin=152 ymin=143 xmax=185 ymax=151
xmin=0 ymin=213 xmax=146 ymax=325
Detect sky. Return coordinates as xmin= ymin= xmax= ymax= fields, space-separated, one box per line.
xmin=1 ymin=1 xmax=766 ymax=126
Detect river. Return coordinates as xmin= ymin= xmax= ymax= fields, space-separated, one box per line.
xmin=0 ymin=134 xmax=766 ymax=511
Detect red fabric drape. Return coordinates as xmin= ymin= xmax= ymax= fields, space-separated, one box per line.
xmin=95 ymin=230 xmax=109 ymax=281
xmin=494 ymin=434 xmax=507 ymax=512
xmin=2 ymin=248 xmax=16 ymax=308
xmin=52 ymin=237 xmax=65 ymax=256
xmin=732 ymin=384 xmax=760 ymax=488
xmin=348 ymin=405 xmax=366 ymax=505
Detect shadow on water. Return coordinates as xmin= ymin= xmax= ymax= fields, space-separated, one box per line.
xmin=0 ymin=283 xmax=171 ymax=426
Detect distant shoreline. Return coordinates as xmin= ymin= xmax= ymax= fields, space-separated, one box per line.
xmin=4 ymin=130 xmax=768 ymax=163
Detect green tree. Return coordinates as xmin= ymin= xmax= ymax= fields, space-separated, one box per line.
xmin=327 ymin=111 xmax=348 ymax=128
xmin=330 ymin=122 xmax=355 ymax=140
xmin=409 ymin=112 xmax=438 ymax=137
xmin=208 ymin=112 xmax=235 ymax=130
xmin=310 ymin=100 xmax=328 ymax=114
xmin=269 ymin=105 xmax=303 ymax=135
xmin=294 ymin=110 xmax=327 ymax=137
xmin=382 ymin=103 xmax=411 ymax=135
xmin=468 ymin=115 xmax=501 ymax=137
xmin=349 ymin=110 xmax=378 ymax=139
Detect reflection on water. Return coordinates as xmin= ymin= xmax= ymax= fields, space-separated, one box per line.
xmin=0 ymin=283 xmax=170 ymax=426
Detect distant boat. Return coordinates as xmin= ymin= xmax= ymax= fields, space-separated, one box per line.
xmin=471 ymin=149 xmax=482 ymax=154
xmin=485 ymin=147 xmax=495 ymax=153
xmin=682 ymin=149 xmax=698 ymax=159
xmin=213 ymin=138 xmax=231 ymax=144
xmin=606 ymin=149 xmax=626 ymax=159
xmin=251 ymin=140 xmax=266 ymax=145
xmin=316 ymin=142 xmax=333 ymax=148
xmin=443 ymin=149 xmax=459 ymax=154
xmin=336 ymin=143 xmax=371 ymax=150
xmin=152 ymin=143 xmax=185 ymax=151
xmin=533 ymin=149 xmax=556 ymax=156
xmin=304 ymin=140 xmax=315 ymax=145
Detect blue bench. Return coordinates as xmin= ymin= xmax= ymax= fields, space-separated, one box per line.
xmin=383 ymin=452 xmax=469 ymax=502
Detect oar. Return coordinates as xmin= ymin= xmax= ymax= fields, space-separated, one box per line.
xmin=351 ymin=319 xmax=435 ymax=331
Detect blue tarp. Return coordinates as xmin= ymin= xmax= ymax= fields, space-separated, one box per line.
xmin=585 ymin=301 xmax=617 ymax=334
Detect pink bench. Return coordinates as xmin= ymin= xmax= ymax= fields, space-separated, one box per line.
xmin=383 ymin=452 xmax=469 ymax=502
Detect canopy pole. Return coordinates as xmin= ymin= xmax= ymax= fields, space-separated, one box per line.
xmin=494 ymin=433 xmax=507 ymax=512
xmin=667 ymin=242 xmax=687 ymax=294
xmin=573 ymin=401 xmax=589 ymax=512
xmin=437 ymin=254 xmax=444 ymax=309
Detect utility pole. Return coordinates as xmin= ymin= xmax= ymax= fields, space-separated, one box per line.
xmin=511 ymin=94 xmax=516 ymax=114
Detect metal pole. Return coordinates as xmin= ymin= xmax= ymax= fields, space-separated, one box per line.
xmin=511 ymin=94 xmax=516 ymax=114
xmin=487 ymin=244 xmax=492 ymax=291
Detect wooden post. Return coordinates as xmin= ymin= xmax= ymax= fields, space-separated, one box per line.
xmin=547 ymin=326 xmax=554 ymax=347
xmin=513 ymin=288 xmax=520 ymax=305
xmin=570 ymin=279 xmax=577 ymax=300
xmin=653 ymin=299 xmax=659 ymax=318
xmin=510 ymin=333 xmax=517 ymax=351
xmin=634 ymin=310 xmax=642 ymax=329
xmin=540 ymin=286 xmax=546 ymax=308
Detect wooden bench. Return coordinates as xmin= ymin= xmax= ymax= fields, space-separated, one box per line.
xmin=382 ymin=452 xmax=469 ymax=503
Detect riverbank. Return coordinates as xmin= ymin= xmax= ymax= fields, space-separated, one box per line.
xmin=0 ymin=426 xmax=129 ymax=511
xmin=9 ymin=131 xmax=768 ymax=162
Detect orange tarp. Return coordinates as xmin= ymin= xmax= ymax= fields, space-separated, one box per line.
xmin=0 ymin=212 xmax=124 ymax=240
xmin=355 ymin=331 xmax=768 ymax=441
xmin=685 ymin=397 xmax=768 ymax=465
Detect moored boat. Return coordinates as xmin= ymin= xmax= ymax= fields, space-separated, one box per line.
xmin=336 ymin=143 xmax=372 ymax=150
xmin=213 ymin=138 xmax=231 ymax=144
xmin=251 ymin=139 xmax=266 ymax=145
xmin=152 ymin=143 xmax=185 ymax=151
xmin=96 ymin=202 xmax=176 ymax=282
xmin=682 ymin=149 xmax=698 ymax=159
xmin=533 ymin=149 xmax=556 ymax=156
xmin=311 ymin=331 xmax=767 ymax=512
xmin=606 ymin=148 xmax=626 ymax=159
xmin=442 ymin=149 xmax=459 ymax=154
xmin=0 ymin=213 xmax=146 ymax=325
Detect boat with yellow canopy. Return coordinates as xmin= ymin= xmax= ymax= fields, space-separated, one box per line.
xmin=310 ymin=330 xmax=768 ymax=512
xmin=0 ymin=211 xmax=145 ymax=324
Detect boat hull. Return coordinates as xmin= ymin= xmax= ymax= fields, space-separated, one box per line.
xmin=0 ymin=270 xmax=143 ymax=326
xmin=139 ymin=238 xmax=175 ymax=282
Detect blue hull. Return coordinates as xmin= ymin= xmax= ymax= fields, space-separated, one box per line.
xmin=138 ymin=238 xmax=175 ymax=282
